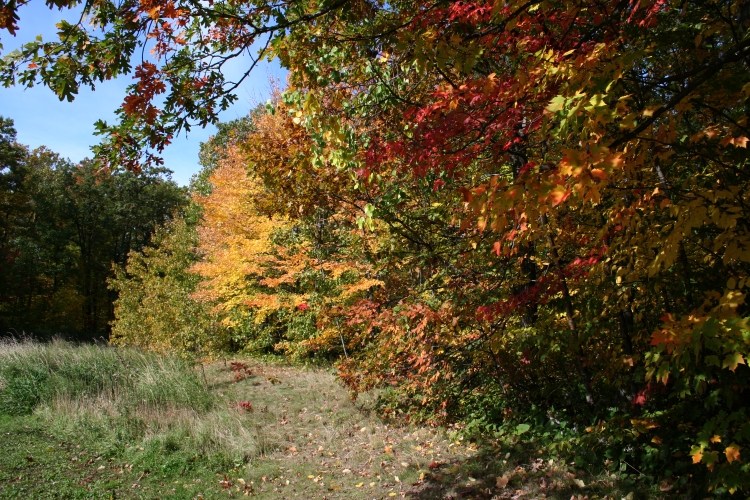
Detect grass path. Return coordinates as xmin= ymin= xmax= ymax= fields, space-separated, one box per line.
xmin=0 ymin=354 xmax=640 ymax=499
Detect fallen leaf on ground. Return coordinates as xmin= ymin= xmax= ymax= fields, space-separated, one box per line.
xmin=496 ymin=474 xmax=510 ymax=488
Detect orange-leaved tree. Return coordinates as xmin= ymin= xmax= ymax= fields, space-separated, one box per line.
xmin=191 ymin=106 xmax=384 ymax=359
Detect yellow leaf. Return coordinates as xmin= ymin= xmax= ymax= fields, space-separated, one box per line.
xmin=546 ymin=96 xmax=566 ymax=113
xmin=692 ymin=451 xmax=703 ymax=464
xmin=710 ymin=435 xmax=722 ymax=444
xmin=725 ymin=444 xmax=741 ymax=464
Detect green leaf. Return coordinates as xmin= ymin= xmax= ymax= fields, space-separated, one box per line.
xmin=515 ymin=424 xmax=530 ymax=435
xmin=546 ymin=96 xmax=566 ymax=113
xmin=364 ymin=203 xmax=375 ymax=218
xmin=722 ymin=352 xmax=746 ymax=372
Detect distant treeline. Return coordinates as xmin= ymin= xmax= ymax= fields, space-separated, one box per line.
xmin=0 ymin=116 xmax=187 ymax=339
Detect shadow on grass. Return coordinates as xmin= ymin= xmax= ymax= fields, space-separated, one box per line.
xmin=404 ymin=445 xmax=649 ymax=500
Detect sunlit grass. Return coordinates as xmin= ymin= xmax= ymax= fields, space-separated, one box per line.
xmin=0 ymin=340 xmax=652 ymax=498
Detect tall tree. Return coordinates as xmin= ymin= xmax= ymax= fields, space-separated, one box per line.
xmin=0 ymin=116 xmax=29 ymax=320
xmin=0 ymin=146 xmax=187 ymax=336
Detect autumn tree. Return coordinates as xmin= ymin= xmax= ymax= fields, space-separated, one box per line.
xmin=189 ymin=107 xmax=383 ymax=359
xmin=5 ymin=0 xmax=750 ymax=492
xmin=269 ymin=1 xmax=750 ymax=490
xmin=189 ymin=143 xmax=291 ymax=345
xmin=110 ymin=213 xmax=225 ymax=357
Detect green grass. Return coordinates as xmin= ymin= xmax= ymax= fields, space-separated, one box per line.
xmin=0 ymin=340 xmax=658 ymax=499
xmin=0 ymin=339 xmax=211 ymax=416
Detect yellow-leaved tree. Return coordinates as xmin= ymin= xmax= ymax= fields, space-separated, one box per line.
xmin=110 ymin=215 xmax=226 ymax=357
xmin=190 ymin=100 xmax=384 ymax=359
xmin=188 ymin=143 xmax=298 ymax=349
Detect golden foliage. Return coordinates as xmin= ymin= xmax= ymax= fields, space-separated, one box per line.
xmin=110 ymin=216 xmax=225 ymax=358
xmin=189 ymin=144 xmax=294 ymax=325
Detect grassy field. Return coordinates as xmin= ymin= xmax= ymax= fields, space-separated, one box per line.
xmin=0 ymin=340 xmax=652 ymax=499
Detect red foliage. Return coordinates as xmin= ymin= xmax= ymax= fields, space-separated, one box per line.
xmin=122 ymin=63 xmax=166 ymax=124
xmin=236 ymin=400 xmax=253 ymax=412
xmin=230 ymin=361 xmax=252 ymax=381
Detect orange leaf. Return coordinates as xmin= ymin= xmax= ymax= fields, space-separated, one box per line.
xmin=549 ymin=185 xmax=570 ymax=206
xmin=589 ymin=168 xmax=607 ymax=180
xmin=721 ymin=136 xmax=749 ymax=148
xmin=725 ymin=444 xmax=741 ymax=464
xmin=692 ymin=450 xmax=703 ymax=464
xmin=493 ymin=241 xmax=501 ymax=257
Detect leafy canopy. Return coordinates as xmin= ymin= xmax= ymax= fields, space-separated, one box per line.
xmin=9 ymin=0 xmax=750 ymax=494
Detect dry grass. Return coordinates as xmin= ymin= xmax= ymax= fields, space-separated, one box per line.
xmin=192 ymin=361 xmax=636 ymax=500
xmin=0 ymin=342 xmax=642 ymax=499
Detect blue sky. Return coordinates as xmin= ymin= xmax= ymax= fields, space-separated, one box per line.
xmin=0 ymin=3 xmax=285 ymax=186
